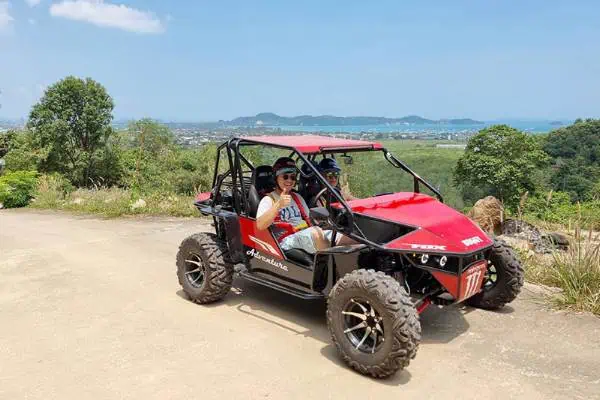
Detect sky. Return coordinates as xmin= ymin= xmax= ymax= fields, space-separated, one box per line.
xmin=1 ymin=0 xmax=599 ymax=121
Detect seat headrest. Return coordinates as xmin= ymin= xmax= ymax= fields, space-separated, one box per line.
xmin=252 ymin=165 xmax=275 ymax=196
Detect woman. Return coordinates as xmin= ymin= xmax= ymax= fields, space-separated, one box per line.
xmin=256 ymin=157 xmax=351 ymax=254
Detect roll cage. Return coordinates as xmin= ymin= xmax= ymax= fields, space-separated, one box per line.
xmin=200 ymin=137 xmax=444 ymax=249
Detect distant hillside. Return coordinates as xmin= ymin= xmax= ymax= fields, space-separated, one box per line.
xmin=228 ymin=113 xmax=484 ymax=126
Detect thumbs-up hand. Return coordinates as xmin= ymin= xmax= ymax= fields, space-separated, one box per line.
xmin=278 ymin=187 xmax=292 ymax=209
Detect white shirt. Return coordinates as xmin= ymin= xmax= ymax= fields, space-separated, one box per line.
xmin=256 ymin=191 xmax=310 ymax=230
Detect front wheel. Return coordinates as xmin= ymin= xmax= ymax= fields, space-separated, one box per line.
xmin=326 ymin=269 xmax=421 ymax=379
xmin=466 ymin=238 xmax=524 ymax=310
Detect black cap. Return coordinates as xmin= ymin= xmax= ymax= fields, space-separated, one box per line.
xmin=318 ymin=158 xmax=341 ymax=173
xmin=273 ymin=157 xmax=297 ymax=176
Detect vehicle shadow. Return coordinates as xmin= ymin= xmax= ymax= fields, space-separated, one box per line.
xmin=176 ymin=277 xmax=473 ymax=386
xmin=177 ymin=279 xmax=330 ymax=343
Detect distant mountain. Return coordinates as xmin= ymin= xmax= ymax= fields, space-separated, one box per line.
xmin=228 ymin=113 xmax=483 ymax=126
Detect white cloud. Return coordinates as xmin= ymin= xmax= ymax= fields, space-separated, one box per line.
xmin=24 ymin=0 xmax=41 ymax=7
xmin=49 ymin=0 xmax=165 ymax=34
xmin=28 ymin=18 xmax=35 ymax=24
xmin=0 ymin=1 xmax=14 ymax=31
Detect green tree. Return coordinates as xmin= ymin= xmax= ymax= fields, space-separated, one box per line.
xmin=0 ymin=129 xmax=17 ymax=157
xmin=454 ymin=125 xmax=549 ymax=210
xmin=119 ymin=120 xmax=216 ymax=195
xmin=123 ymin=119 xmax=176 ymax=190
xmin=1 ymin=129 xmax=43 ymax=172
xmin=27 ymin=76 xmax=115 ymax=186
xmin=543 ymin=119 xmax=600 ymax=201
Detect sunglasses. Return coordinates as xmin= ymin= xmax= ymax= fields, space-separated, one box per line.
xmin=281 ymin=174 xmax=297 ymax=181
xmin=325 ymin=172 xmax=339 ymax=179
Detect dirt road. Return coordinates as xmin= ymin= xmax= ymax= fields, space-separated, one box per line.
xmin=1 ymin=210 xmax=599 ymax=400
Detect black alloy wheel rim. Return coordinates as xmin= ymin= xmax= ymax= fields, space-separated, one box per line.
xmin=483 ymin=261 xmax=498 ymax=290
xmin=342 ymin=298 xmax=385 ymax=354
xmin=184 ymin=253 xmax=206 ymax=288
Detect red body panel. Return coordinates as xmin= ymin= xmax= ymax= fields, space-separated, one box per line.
xmin=430 ymin=260 xmax=487 ymax=301
xmin=195 ymin=191 xmax=211 ymax=202
xmin=241 ymin=135 xmax=383 ymax=154
xmin=429 ymin=270 xmax=460 ymax=298
xmin=344 ymin=193 xmax=492 ymax=254
xmin=238 ymin=216 xmax=284 ymax=259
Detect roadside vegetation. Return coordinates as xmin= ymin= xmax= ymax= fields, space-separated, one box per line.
xmin=1 ymin=75 xmax=598 ymax=314
xmin=516 ymin=223 xmax=600 ymax=315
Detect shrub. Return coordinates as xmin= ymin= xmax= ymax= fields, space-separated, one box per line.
xmin=0 ymin=171 xmax=39 ymax=208
xmin=4 ymin=148 xmax=40 ymax=172
xmin=32 ymin=173 xmax=75 ymax=208
xmin=523 ymin=191 xmax=600 ymax=226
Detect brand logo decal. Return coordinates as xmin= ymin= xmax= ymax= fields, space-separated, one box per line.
xmin=249 ymin=235 xmax=279 ymax=256
xmin=246 ymin=249 xmax=288 ymax=272
xmin=462 ymin=236 xmax=483 ymax=247
xmin=410 ymin=244 xmax=447 ymax=251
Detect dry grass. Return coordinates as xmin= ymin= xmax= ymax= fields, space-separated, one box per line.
xmin=517 ymin=228 xmax=600 ymax=316
xmin=31 ymin=174 xmax=199 ymax=218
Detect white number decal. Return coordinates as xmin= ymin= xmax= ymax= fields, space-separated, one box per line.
xmin=464 ymin=269 xmax=483 ymax=298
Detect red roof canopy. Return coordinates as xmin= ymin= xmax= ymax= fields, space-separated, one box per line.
xmin=240 ymin=134 xmax=383 ymax=154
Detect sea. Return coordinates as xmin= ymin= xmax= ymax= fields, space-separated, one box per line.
xmin=270 ymin=120 xmax=565 ymax=135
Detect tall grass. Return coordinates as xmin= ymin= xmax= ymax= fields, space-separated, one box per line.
xmin=31 ymin=174 xmax=199 ymax=218
xmin=547 ymin=229 xmax=600 ymax=314
xmin=521 ymin=224 xmax=600 ymax=316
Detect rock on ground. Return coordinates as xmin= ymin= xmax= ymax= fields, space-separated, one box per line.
xmin=468 ymin=196 xmax=504 ymax=235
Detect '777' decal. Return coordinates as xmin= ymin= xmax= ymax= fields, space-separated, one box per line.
xmin=460 ymin=262 xmax=487 ymax=300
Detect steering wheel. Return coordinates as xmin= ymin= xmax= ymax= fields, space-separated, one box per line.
xmin=310 ymin=187 xmax=352 ymax=229
xmin=309 ymin=187 xmax=329 ymax=208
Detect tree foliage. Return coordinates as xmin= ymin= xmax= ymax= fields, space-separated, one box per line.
xmin=114 ymin=119 xmax=214 ymax=194
xmin=454 ymin=125 xmax=549 ymax=210
xmin=0 ymin=129 xmax=17 ymax=157
xmin=27 ymin=76 xmax=115 ymax=186
xmin=1 ymin=129 xmax=41 ymax=172
xmin=542 ymin=118 xmax=600 ymax=202
xmin=0 ymin=170 xmax=39 ymax=208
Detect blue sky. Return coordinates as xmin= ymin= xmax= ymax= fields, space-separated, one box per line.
xmin=1 ymin=0 xmax=599 ymax=121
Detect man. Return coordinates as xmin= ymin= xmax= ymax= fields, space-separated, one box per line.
xmin=318 ymin=158 xmax=357 ymax=201
xmin=256 ymin=157 xmax=353 ymax=254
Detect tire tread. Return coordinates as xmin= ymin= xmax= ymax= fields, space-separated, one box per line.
xmin=326 ymin=269 xmax=421 ymax=378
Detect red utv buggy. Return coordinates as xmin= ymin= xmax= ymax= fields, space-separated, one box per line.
xmin=176 ymin=135 xmax=524 ymax=378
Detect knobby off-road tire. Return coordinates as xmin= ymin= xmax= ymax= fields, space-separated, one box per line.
xmin=466 ymin=238 xmax=524 ymax=310
xmin=176 ymin=232 xmax=234 ymax=304
xmin=326 ymin=269 xmax=421 ymax=379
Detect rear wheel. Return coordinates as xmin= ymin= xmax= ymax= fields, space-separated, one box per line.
xmin=176 ymin=233 xmax=233 ymax=304
xmin=466 ymin=238 xmax=524 ymax=310
xmin=326 ymin=269 xmax=421 ymax=378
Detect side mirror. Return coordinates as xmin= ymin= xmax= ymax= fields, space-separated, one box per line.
xmin=342 ymin=155 xmax=353 ymax=165
xmin=309 ymin=207 xmax=330 ymax=221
